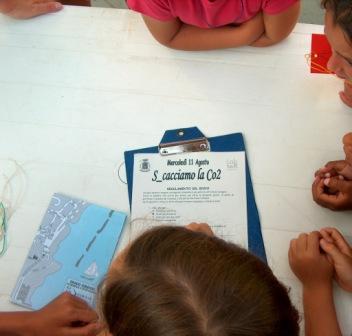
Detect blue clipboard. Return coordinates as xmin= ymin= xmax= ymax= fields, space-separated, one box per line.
xmin=124 ymin=127 xmax=266 ymax=263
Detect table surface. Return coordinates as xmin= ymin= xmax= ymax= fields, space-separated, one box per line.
xmin=0 ymin=6 xmax=351 ymax=334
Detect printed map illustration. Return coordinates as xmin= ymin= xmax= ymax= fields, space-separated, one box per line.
xmin=11 ymin=193 xmax=126 ymax=310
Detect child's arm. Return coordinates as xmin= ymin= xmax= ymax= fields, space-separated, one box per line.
xmin=251 ymin=2 xmax=300 ymax=47
xmin=142 ymin=13 xmax=264 ymax=51
xmin=302 ymin=285 xmax=341 ymax=336
xmin=0 ymin=293 xmax=100 ymax=336
xmin=289 ymin=231 xmax=341 ymax=336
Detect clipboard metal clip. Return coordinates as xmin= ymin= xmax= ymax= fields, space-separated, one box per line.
xmin=158 ymin=127 xmax=210 ymax=156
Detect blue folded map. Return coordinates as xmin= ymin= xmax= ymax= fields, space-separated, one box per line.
xmin=11 ymin=193 xmax=127 ymax=310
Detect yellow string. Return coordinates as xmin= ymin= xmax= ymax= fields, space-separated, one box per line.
xmin=0 ymin=159 xmax=27 ymax=256
xmin=1 ymin=159 xmax=27 ymax=220
xmin=0 ymin=203 xmax=7 ymax=256
xmin=305 ymin=53 xmax=333 ymax=74
xmin=305 ymin=53 xmax=352 ymax=85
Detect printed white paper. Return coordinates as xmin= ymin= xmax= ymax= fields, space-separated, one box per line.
xmin=131 ymin=152 xmax=247 ymax=247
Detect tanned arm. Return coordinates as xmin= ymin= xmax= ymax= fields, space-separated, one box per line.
xmin=142 ymin=12 xmax=264 ymax=50
xmin=251 ymin=2 xmax=300 ymax=47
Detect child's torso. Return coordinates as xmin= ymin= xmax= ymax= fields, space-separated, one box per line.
xmin=163 ymin=0 xmax=262 ymax=28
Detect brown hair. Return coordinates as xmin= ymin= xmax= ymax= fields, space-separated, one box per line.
xmin=100 ymin=226 xmax=299 ymax=336
xmin=322 ymin=0 xmax=352 ymax=41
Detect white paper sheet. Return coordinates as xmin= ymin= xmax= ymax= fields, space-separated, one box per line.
xmin=131 ymin=152 xmax=247 ymax=247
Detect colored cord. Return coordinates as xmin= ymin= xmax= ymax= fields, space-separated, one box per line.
xmin=0 ymin=202 xmax=7 ymax=257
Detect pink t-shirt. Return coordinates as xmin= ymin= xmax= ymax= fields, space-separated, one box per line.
xmin=127 ymin=0 xmax=299 ymax=28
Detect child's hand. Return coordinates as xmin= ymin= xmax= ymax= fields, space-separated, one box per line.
xmin=0 ymin=0 xmax=62 ymax=19
xmin=339 ymin=80 xmax=352 ymax=108
xmin=320 ymin=228 xmax=352 ymax=292
xmin=289 ymin=231 xmax=333 ymax=289
xmin=30 ymin=292 xmax=101 ymax=336
xmin=315 ymin=160 xmax=348 ymax=179
xmin=314 ymin=133 xmax=352 ymax=182
xmin=312 ymin=175 xmax=352 ymax=210
xmin=240 ymin=12 xmax=265 ymax=44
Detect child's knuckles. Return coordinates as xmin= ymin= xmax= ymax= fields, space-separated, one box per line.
xmin=343 ymin=133 xmax=352 ymax=145
xmin=61 ymin=292 xmax=74 ymax=304
xmin=309 ymin=231 xmax=320 ymax=239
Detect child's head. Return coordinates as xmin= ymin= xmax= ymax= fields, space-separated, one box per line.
xmin=99 ymin=225 xmax=299 ymax=336
xmin=322 ymin=0 xmax=352 ymax=41
xmin=322 ymin=0 xmax=352 ymax=79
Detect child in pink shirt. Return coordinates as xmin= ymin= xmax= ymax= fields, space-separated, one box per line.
xmin=127 ymin=0 xmax=300 ymax=50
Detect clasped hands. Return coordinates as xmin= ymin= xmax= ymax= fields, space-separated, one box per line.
xmin=313 ymin=133 xmax=352 ymax=211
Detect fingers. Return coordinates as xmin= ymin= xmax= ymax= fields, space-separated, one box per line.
xmin=320 ymin=227 xmax=352 ymax=256
xmin=319 ymin=228 xmax=334 ymax=243
xmin=320 ymin=239 xmax=345 ymax=263
xmin=71 ymin=306 xmax=98 ymax=324
xmin=26 ymin=1 xmax=62 ymax=18
xmin=288 ymin=240 xmax=295 ymax=269
xmin=292 ymin=232 xmax=320 ymax=256
xmin=315 ymin=166 xmax=332 ymax=178
xmin=312 ymin=176 xmax=325 ymax=203
xmin=342 ymin=80 xmax=352 ymax=105
xmin=316 ymin=161 xmax=347 ymax=178
xmin=312 ymin=176 xmax=352 ymax=210
xmin=288 ymin=238 xmax=297 ymax=270
xmin=326 ymin=160 xmax=349 ymax=176
xmin=312 ymin=177 xmax=338 ymax=209
xmin=343 ymin=131 xmax=352 ymax=169
xmin=307 ymin=231 xmax=321 ymax=255
xmin=289 ymin=238 xmax=297 ymax=254
xmin=186 ymin=223 xmax=214 ymax=236
xmin=288 ymin=240 xmax=294 ymax=258
xmin=297 ymin=233 xmax=308 ymax=252
xmin=0 ymin=0 xmax=15 ymax=14
xmin=344 ymin=145 xmax=352 ymax=169
xmin=342 ymin=132 xmax=352 ymax=147
xmin=324 ymin=177 xmax=352 ymax=194
xmin=315 ymin=191 xmax=346 ymax=210
xmin=288 ymin=231 xmax=334 ymax=287
xmin=56 ymin=293 xmax=98 ymax=323
xmin=68 ymin=294 xmax=94 ymax=310
xmin=344 ymin=80 xmax=352 ymax=95
xmin=57 ymin=292 xmax=87 ymax=308
xmin=289 ymin=238 xmax=297 ymax=255
xmin=8 ymin=0 xmax=62 ymax=19
xmin=339 ymin=90 xmax=352 ymax=108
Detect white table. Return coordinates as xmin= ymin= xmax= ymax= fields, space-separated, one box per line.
xmin=0 ymin=6 xmax=351 ymax=334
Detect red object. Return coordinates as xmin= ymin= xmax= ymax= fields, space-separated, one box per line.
xmin=127 ymin=0 xmax=298 ymax=29
xmin=310 ymin=34 xmax=333 ymax=74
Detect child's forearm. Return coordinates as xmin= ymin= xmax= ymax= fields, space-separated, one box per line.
xmin=0 ymin=312 xmax=35 ymax=336
xmin=303 ymin=285 xmax=341 ymax=336
xmin=251 ymin=3 xmax=300 ymax=48
xmin=251 ymin=34 xmax=277 ymax=47
xmin=167 ymin=21 xmax=263 ymax=51
xmin=251 ymin=29 xmax=291 ymax=47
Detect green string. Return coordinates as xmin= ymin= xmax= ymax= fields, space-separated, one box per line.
xmin=0 ymin=202 xmax=7 ymax=257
